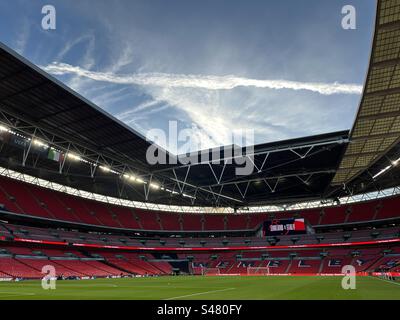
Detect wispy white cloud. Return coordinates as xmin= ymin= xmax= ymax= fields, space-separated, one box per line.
xmin=41 ymin=61 xmax=361 ymax=153
xmin=43 ymin=62 xmax=362 ymax=95
xmin=56 ymin=33 xmax=95 ymax=62
xmin=116 ymin=99 xmax=161 ymax=120
xmin=147 ymin=88 xmax=241 ymax=151
xmin=42 ymin=61 xmax=362 ymax=153
xmin=107 ymin=44 xmax=135 ymax=73
xmin=14 ymin=19 xmax=30 ymax=55
xmin=59 ymin=35 xmax=97 ymax=95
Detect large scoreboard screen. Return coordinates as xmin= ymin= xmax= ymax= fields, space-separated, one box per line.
xmin=263 ymin=218 xmax=308 ymax=236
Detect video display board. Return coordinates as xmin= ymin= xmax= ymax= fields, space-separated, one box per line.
xmin=263 ymin=218 xmax=307 ymax=236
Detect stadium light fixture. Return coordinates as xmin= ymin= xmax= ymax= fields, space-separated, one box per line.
xmin=135 ymin=177 xmax=146 ymax=184
xmin=165 ymin=188 xmax=179 ymax=195
xmin=0 ymin=125 xmax=8 ymax=132
xmin=67 ymin=153 xmax=81 ymax=161
xmin=373 ymin=165 xmax=392 ymax=180
xmin=99 ymin=165 xmax=111 ymax=172
xmin=150 ymin=183 xmax=160 ymax=190
xmin=391 ymin=156 xmax=400 ymax=166
xmin=100 ymin=166 xmax=119 ymax=175
xmin=183 ymin=193 xmax=196 ymax=199
xmin=373 ymin=156 xmax=400 ymax=180
xmin=33 ymin=139 xmax=49 ymax=148
xmin=123 ymin=174 xmax=137 ymax=182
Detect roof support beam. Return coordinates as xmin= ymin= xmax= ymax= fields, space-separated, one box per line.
xmin=238 ymin=181 xmax=251 ymax=199
xmin=150 ymin=138 xmax=348 ymax=175
xmin=290 ymin=146 xmax=314 ymax=159
xmin=201 ymin=169 xmax=335 ymax=189
xmin=208 ymin=161 xmax=227 ymax=185
xmin=264 ymin=178 xmax=280 ymax=193
xmin=59 ymin=142 xmax=70 ymax=174
xmin=22 ymin=128 xmax=36 ymax=167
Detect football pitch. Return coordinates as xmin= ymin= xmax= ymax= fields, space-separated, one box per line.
xmin=0 ymin=276 xmax=399 ymax=300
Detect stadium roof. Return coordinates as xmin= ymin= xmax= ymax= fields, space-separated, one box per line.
xmin=0 ymin=0 xmax=400 ymax=209
xmin=330 ymin=0 xmax=400 ymax=199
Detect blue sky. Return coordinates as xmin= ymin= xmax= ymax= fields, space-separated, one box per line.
xmin=0 ymin=0 xmax=376 ymax=154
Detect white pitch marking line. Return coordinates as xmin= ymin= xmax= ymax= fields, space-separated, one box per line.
xmin=56 ymin=283 xmax=118 ymax=287
xmin=369 ymin=276 xmax=400 ymax=287
xmin=164 ymin=288 xmax=236 ymax=300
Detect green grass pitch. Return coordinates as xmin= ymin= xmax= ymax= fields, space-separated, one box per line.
xmin=0 ymin=276 xmax=399 ymax=300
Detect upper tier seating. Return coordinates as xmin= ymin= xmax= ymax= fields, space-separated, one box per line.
xmin=0 ymin=176 xmax=399 ymax=232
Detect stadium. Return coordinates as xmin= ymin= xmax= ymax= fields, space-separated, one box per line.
xmin=0 ymin=0 xmax=399 ymax=301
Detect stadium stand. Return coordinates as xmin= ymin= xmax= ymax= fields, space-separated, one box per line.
xmin=0 ymin=229 xmax=399 ymax=278
xmin=1 ymin=221 xmax=398 ymax=248
xmin=0 ymin=177 xmax=399 ymax=235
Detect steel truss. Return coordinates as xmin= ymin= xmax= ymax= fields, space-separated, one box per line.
xmin=1 ymin=166 xmax=399 ymax=214
xmin=0 ymin=108 xmax=347 ymax=206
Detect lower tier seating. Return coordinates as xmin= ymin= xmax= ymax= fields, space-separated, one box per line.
xmin=0 ymin=242 xmax=399 ymax=279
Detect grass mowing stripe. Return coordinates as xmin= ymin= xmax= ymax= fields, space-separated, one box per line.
xmin=0 ymin=292 xmax=36 ymax=297
xmin=164 ymin=288 xmax=236 ymax=300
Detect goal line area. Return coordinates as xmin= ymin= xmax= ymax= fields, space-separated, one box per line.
xmin=201 ymin=268 xmax=221 ymax=275
xmin=247 ymin=267 xmax=270 ymax=275
xmin=200 ymin=267 xmax=272 ymax=276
